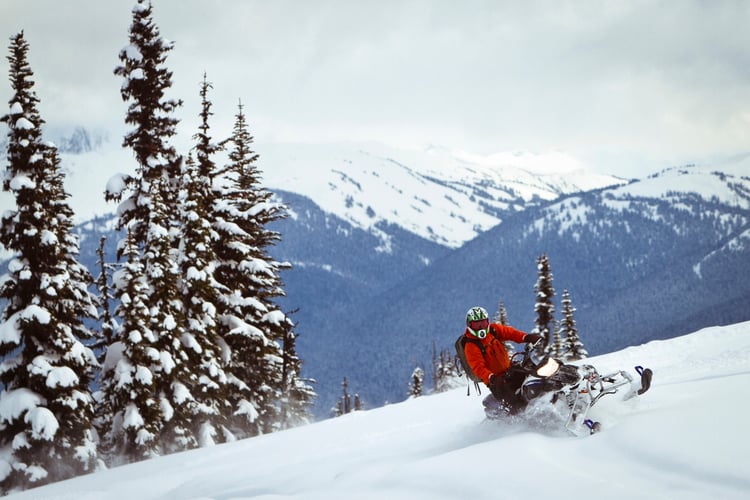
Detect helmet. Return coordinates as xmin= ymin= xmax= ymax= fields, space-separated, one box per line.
xmin=466 ymin=306 xmax=490 ymax=338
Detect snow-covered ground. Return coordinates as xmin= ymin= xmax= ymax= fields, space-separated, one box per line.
xmin=6 ymin=321 xmax=750 ymax=499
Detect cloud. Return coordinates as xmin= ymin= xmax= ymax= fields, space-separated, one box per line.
xmin=1 ymin=0 xmax=749 ymax=177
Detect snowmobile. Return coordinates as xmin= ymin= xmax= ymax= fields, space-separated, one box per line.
xmin=483 ymin=340 xmax=653 ymax=436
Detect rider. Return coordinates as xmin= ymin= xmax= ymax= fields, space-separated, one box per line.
xmin=462 ymin=306 xmax=542 ymax=414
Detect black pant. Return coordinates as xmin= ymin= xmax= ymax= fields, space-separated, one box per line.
xmin=489 ymin=368 xmax=528 ymax=414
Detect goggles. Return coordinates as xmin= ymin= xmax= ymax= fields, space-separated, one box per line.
xmin=468 ymin=318 xmax=489 ymax=338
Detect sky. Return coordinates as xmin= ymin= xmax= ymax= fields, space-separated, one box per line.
xmin=4 ymin=320 xmax=749 ymax=499
xmin=1 ymin=1 xmax=749 ymax=178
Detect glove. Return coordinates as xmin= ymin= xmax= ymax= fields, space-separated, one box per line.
xmin=525 ymin=334 xmax=542 ymax=344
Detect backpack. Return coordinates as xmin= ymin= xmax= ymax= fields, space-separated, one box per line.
xmin=454 ymin=335 xmax=485 ymax=384
xmin=454 ymin=327 xmax=501 ymax=395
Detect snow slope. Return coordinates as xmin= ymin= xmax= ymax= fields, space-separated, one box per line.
xmin=6 ymin=321 xmax=750 ymax=499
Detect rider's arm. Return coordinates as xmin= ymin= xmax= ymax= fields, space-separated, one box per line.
xmin=491 ymin=323 xmax=527 ymax=343
xmin=464 ymin=341 xmax=493 ymax=385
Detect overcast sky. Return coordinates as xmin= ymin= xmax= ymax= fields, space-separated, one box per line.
xmin=1 ymin=0 xmax=749 ymax=177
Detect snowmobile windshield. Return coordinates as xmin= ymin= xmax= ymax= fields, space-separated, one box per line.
xmin=536 ymin=357 xmax=560 ymax=377
xmin=468 ymin=319 xmax=489 ymax=333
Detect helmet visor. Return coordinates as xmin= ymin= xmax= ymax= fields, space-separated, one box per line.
xmin=468 ymin=319 xmax=489 ymax=336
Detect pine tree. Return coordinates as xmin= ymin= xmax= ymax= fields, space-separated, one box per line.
xmin=176 ymin=76 xmax=233 ymax=445
xmin=108 ymin=0 xmax=182 ymax=248
xmin=0 ymin=32 xmax=99 ymax=492
xmin=142 ymin=175 xmax=194 ymax=454
xmin=213 ymin=101 xmax=308 ymax=435
xmin=431 ymin=340 xmax=439 ymax=392
xmin=494 ymin=300 xmax=515 ymax=356
xmin=98 ymin=230 xmax=163 ymax=464
xmin=102 ymin=181 xmax=193 ymax=460
xmin=560 ymin=289 xmax=587 ymax=361
xmin=408 ymin=365 xmax=425 ymax=398
xmin=94 ymin=236 xmax=117 ymax=361
xmin=278 ymin=319 xmax=315 ymax=429
xmin=495 ymin=301 xmax=508 ymax=325
xmin=335 ymin=378 xmax=352 ymax=416
xmin=551 ymin=319 xmax=564 ymax=358
xmin=532 ymin=253 xmax=555 ymax=356
xmin=432 ymin=341 xmax=457 ymax=393
xmin=442 ymin=349 xmax=460 ymax=381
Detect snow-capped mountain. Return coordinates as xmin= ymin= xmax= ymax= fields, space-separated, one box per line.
xmin=54 ymin=126 xmax=110 ymax=154
xmin=4 ymin=321 xmax=749 ymax=500
xmin=260 ymin=142 xmax=625 ymax=248
xmin=0 ymin=126 xmax=108 ymax=155
xmin=1 ymin=136 xmax=623 ymax=250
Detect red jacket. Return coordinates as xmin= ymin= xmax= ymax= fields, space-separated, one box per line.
xmin=463 ymin=323 xmax=527 ymax=385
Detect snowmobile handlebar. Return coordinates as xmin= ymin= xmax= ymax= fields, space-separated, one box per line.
xmin=511 ymin=337 xmax=543 ymax=364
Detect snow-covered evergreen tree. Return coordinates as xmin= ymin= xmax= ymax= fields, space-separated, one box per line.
xmin=551 ymin=319 xmax=564 ymax=358
xmin=94 ymin=236 xmax=117 ymax=361
xmin=278 ymin=322 xmax=315 ymax=429
xmin=103 ymin=172 xmax=193 ymax=460
xmin=0 ymin=32 xmax=99 ymax=492
xmin=494 ymin=301 xmax=508 ymax=325
xmin=560 ymin=289 xmax=588 ymax=361
xmin=213 ymin=101 xmax=308 ymax=435
xmin=432 ymin=341 xmax=460 ymax=393
xmin=98 ymin=230 xmax=163 ymax=464
xmin=333 ymin=378 xmax=352 ymax=417
xmin=532 ymin=253 xmax=555 ymax=356
xmin=431 ymin=340 xmax=438 ymax=390
xmin=408 ymin=365 xmax=425 ymax=398
xmin=108 ymin=0 xmax=183 ymax=248
xmin=142 ymin=175 xmax=194 ymax=454
xmin=176 ymin=76 xmax=233 ymax=445
xmin=494 ymin=300 xmax=515 ymax=356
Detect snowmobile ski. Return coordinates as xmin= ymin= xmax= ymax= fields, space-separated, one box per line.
xmin=623 ymin=365 xmax=654 ymax=401
xmin=584 ymin=419 xmax=602 ymax=434
xmin=635 ymin=366 xmax=653 ymax=395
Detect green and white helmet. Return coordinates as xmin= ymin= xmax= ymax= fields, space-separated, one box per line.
xmin=466 ymin=306 xmax=490 ymax=338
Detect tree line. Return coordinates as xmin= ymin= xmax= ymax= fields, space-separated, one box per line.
xmin=0 ymin=1 xmax=313 ymax=493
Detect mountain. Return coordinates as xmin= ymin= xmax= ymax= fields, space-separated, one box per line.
xmin=4 ymin=321 xmax=749 ymax=500
xmin=332 ymin=157 xmax=750 ymax=411
xmin=260 ymin=142 xmax=625 ymax=249
xmin=0 ymin=126 xmax=108 ymax=155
